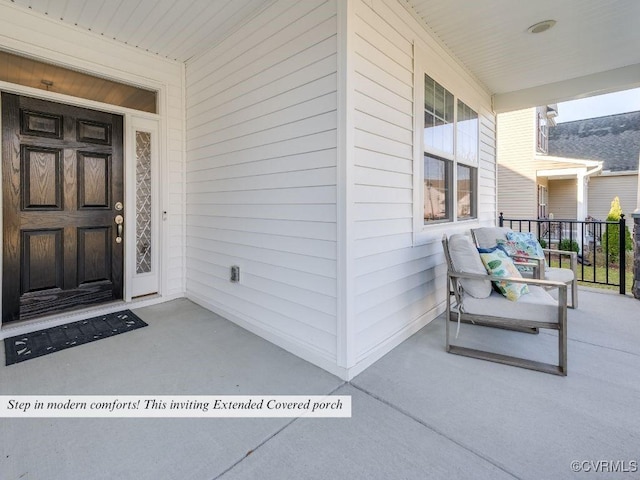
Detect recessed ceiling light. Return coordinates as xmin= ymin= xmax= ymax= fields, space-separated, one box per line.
xmin=527 ymin=19 xmax=557 ymax=34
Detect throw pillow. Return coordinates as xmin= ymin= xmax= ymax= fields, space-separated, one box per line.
xmin=478 ymin=247 xmax=529 ymax=301
xmin=496 ymin=239 xmax=541 ymax=273
xmin=505 ymin=231 xmax=545 ymax=260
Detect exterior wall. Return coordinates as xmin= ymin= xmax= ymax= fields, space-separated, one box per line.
xmin=184 ymin=0 xmax=496 ymax=378
xmin=497 ymin=108 xmax=537 ymax=218
xmin=548 ymin=179 xmax=578 ymax=219
xmin=588 ymin=174 xmax=639 ymax=220
xmin=350 ymin=0 xmax=496 ymax=368
xmin=0 ymin=4 xmax=185 ymax=298
xmin=184 ymin=0 xmax=340 ymax=372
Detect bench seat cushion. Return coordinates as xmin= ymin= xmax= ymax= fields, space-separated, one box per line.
xmin=454 ymin=286 xmax=559 ymax=323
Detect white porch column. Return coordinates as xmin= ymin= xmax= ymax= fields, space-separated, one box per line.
xmin=576 ymin=171 xmax=587 ymax=253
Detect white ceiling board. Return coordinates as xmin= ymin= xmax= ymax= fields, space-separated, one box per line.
xmin=1 ymin=0 xmax=274 ymax=62
xmin=2 ymin=0 xmax=638 ymax=108
xmin=404 ymin=0 xmax=640 ymax=97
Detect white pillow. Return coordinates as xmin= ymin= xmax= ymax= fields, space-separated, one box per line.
xmin=447 ymin=234 xmax=492 ymax=298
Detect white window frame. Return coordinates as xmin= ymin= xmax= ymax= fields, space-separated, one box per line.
xmin=413 ymin=46 xmax=481 ymax=244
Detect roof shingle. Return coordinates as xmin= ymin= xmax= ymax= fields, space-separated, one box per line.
xmin=548 ymin=111 xmax=640 ymax=172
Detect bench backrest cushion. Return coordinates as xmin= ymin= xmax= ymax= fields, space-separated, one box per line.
xmin=447 ymin=234 xmax=492 ymax=298
xmin=471 ymin=227 xmax=511 ymax=249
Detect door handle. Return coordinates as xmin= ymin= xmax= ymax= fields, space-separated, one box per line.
xmin=115 ymin=215 xmax=124 ymax=244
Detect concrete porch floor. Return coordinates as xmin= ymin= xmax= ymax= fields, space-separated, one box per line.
xmin=1 ymin=289 xmax=639 ymax=480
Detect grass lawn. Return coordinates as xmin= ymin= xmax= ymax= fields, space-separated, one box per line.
xmin=549 ymin=256 xmax=634 ymax=293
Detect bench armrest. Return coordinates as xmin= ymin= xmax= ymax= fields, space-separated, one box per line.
xmin=448 ymin=270 xmax=567 ymax=290
xmin=542 ymin=248 xmax=578 ymax=272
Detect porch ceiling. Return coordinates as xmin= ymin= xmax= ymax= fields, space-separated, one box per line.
xmin=3 ymin=0 xmax=639 ymax=110
xmin=404 ymin=0 xmax=640 ymax=110
xmin=1 ymin=0 xmax=272 ymax=62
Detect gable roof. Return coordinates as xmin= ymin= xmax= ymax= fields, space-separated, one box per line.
xmin=548 ymin=111 xmax=640 ymax=172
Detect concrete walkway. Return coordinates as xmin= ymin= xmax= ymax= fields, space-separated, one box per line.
xmin=1 ymin=290 xmax=639 ymax=480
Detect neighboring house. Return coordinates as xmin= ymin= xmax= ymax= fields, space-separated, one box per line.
xmin=498 ymin=108 xmax=640 ymax=227
xmin=548 ymin=111 xmax=640 ymax=222
xmin=0 ymin=0 xmax=638 ymax=380
xmin=498 ymin=105 xmax=599 ymax=222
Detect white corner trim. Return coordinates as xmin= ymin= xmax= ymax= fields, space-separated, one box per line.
xmin=336 ymin=0 xmax=356 ymax=369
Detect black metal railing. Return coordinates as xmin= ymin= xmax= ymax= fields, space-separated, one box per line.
xmin=499 ymin=213 xmax=628 ymax=294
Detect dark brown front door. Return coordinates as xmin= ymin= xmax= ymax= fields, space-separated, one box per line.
xmin=2 ymin=93 xmax=124 ymax=323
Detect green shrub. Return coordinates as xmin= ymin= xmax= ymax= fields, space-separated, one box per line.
xmin=558 ymin=239 xmax=580 ymax=253
xmin=538 ymin=238 xmax=547 ymax=248
xmin=602 ymin=196 xmax=633 ymax=262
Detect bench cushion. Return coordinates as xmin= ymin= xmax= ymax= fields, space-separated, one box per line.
xmin=448 ymin=234 xmax=492 ymax=298
xmin=471 ymin=227 xmax=510 ymax=249
xmin=456 ymin=286 xmax=559 ymax=323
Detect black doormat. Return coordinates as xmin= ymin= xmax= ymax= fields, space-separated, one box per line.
xmin=4 ymin=310 xmax=147 ymax=365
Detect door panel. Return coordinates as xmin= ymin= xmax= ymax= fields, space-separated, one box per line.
xmin=21 ymin=229 xmax=64 ymax=293
xmin=21 ymin=146 xmax=63 ymax=209
xmin=2 ymin=93 xmax=124 ymax=323
xmin=77 ymin=227 xmax=112 ymax=284
xmin=78 ymin=152 xmax=111 ymax=208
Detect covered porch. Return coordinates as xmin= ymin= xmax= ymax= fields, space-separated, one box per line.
xmin=2 ymin=288 xmax=638 ymax=479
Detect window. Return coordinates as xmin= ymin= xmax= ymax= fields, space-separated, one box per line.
xmin=424 ymin=154 xmax=451 ymax=222
xmin=457 ymin=164 xmax=476 ymax=219
xmin=538 ymin=184 xmax=548 ymax=219
xmin=421 ymin=74 xmax=478 ymax=225
xmin=536 ymin=106 xmax=548 ymax=153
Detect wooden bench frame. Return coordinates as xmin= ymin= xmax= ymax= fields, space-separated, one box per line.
xmin=443 ymin=235 xmax=568 ymax=376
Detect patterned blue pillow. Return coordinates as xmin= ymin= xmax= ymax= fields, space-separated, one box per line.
xmin=505 ymin=231 xmax=545 ymax=259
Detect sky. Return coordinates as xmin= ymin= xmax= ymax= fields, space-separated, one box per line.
xmin=555 ymin=87 xmax=640 ymax=123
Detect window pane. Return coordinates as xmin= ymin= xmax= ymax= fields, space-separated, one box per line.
xmin=424 ymin=155 xmax=451 ymax=222
xmin=456 ymin=100 xmax=478 ymax=163
xmin=457 ymin=164 xmax=476 ymax=219
xmin=424 ymin=74 xmax=454 ymax=155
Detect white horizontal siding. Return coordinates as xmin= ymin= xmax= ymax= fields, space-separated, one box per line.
xmin=588 ymin=175 xmax=638 ymax=222
xmin=185 ymin=0 xmax=338 ymax=362
xmin=548 ymin=179 xmax=577 ymax=219
xmin=496 ymin=108 xmax=537 ymax=219
xmin=351 ymin=0 xmax=496 ymax=362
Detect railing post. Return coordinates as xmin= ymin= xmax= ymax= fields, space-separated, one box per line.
xmin=633 ymin=212 xmax=640 ymax=299
xmin=620 ymin=214 xmax=626 ymax=294
xmin=499 ymin=212 xmax=504 ymax=227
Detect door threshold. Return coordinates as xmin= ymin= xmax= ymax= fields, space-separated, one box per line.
xmin=0 ymin=293 xmax=172 ymax=340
